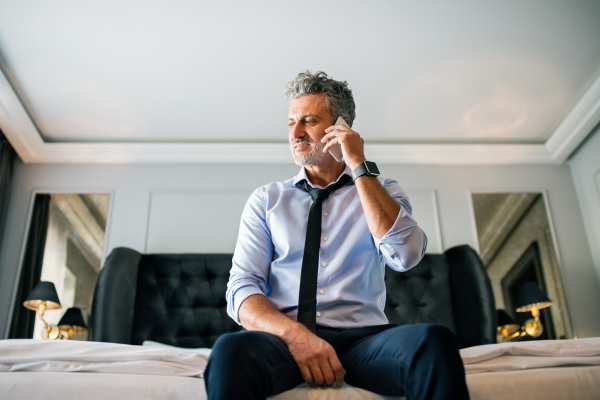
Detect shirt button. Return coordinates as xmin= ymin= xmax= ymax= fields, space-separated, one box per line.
xmin=316 ymin=312 xmax=321 ymax=317
xmin=319 ymin=290 xmax=324 ymax=294
xmin=322 ymin=262 xmax=327 ymax=267
xmin=323 ymin=212 xmax=328 ymax=216
xmin=323 ymin=236 xmax=328 ymax=241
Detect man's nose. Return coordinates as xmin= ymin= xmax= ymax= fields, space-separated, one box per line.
xmin=290 ymin=123 xmax=305 ymax=141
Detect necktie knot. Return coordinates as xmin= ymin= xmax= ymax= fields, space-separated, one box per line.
xmin=305 ymin=188 xmax=329 ymax=202
xmin=300 ymin=174 xmax=351 ymax=203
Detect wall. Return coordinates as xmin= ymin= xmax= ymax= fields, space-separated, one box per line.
xmin=2 ymin=161 xmax=600 ymax=339
xmin=570 ymin=124 xmax=600 ymax=286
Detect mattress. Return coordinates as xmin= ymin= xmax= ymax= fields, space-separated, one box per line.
xmin=2 ymin=367 xmax=600 ymax=400
xmin=2 ymin=338 xmax=600 ymax=400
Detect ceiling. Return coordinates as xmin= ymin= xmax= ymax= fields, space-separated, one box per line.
xmin=0 ymin=0 xmax=599 ymax=164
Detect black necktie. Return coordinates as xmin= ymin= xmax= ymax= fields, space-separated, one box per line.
xmin=298 ymin=174 xmax=351 ymax=332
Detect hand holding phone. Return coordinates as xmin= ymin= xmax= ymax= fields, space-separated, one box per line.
xmin=328 ymin=116 xmax=348 ymax=162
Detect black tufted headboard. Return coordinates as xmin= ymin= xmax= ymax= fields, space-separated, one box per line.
xmin=384 ymin=245 xmax=496 ymax=348
xmin=91 ymin=245 xmax=495 ymax=349
xmin=91 ymin=248 xmax=241 ymax=348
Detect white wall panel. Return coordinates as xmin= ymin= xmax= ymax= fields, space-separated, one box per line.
xmin=145 ymin=191 xmax=250 ymax=253
xmin=404 ymin=190 xmax=442 ymax=254
xmin=146 ymin=188 xmax=443 ymax=254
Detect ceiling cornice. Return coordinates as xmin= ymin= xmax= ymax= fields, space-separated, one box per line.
xmin=545 ymin=73 xmax=600 ymax=163
xmin=1 ymin=69 xmax=599 ymax=165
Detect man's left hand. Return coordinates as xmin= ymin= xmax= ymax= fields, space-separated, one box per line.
xmin=321 ymin=124 xmax=366 ymax=170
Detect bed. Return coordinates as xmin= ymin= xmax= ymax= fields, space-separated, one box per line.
xmin=1 ymin=338 xmax=600 ymax=400
xmin=6 ymin=245 xmax=590 ymax=399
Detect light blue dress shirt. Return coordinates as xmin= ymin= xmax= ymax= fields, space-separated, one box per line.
xmin=227 ymin=164 xmax=427 ymax=328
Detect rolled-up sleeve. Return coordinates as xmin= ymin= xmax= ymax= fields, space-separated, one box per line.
xmin=373 ymin=179 xmax=428 ymax=272
xmin=226 ymin=188 xmax=273 ymax=325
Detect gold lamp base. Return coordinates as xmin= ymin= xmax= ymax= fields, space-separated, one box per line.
xmin=500 ymin=305 xmax=546 ymax=341
xmin=41 ymin=324 xmax=61 ymax=340
xmin=35 ymin=302 xmax=62 ymax=340
xmin=523 ymin=306 xmax=544 ymax=338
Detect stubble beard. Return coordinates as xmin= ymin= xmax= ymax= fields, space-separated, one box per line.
xmin=291 ymin=138 xmax=330 ymax=166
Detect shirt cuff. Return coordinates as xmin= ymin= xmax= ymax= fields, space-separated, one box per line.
xmin=229 ymin=285 xmax=265 ymax=325
xmin=372 ymin=205 xmax=423 ymax=271
xmin=373 ymin=204 xmax=416 ymax=243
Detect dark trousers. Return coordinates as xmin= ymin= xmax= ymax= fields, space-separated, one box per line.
xmin=204 ymin=323 xmax=470 ymax=400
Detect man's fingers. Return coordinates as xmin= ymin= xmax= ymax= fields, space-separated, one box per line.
xmin=321 ymin=131 xmax=341 ymax=144
xmin=319 ymin=359 xmax=336 ymax=386
xmin=325 ymin=125 xmax=350 ymax=134
xmin=308 ymin=361 xmax=325 ymax=385
xmin=298 ymin=364 xmax=314 ymax=384
xmin=322 ymin=137 xmax=340 ymax=153
xmin=329 ymin=354 xmax=346 ymax=387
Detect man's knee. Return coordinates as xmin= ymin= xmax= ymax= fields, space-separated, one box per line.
xmin=206 ymin=331 xmax=277 ymax=389
xmin=210 ymin=331 xmax=271 ymax=366
xmin=421 ymin=323 xmax=459 ymax=346
xmin=381 ymin=323 xmax=459 ymax=360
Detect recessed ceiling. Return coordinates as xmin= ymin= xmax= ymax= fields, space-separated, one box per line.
xmin=0 ymin=1 xmax=599 ymax=163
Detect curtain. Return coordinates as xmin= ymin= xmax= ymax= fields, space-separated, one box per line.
xmin=0 ymin=130 xmax=16 ymax=257
xmin=9 ymin=194 xmax=51 ymax=339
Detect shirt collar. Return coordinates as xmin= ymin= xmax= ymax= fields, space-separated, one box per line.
xmin=292 ymin=163 xmax=353 ymax=189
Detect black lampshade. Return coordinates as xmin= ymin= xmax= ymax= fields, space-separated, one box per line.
xmin=497 ymin=309 xmax=516 ymax=326
xmin=58 ymin=307 xmax=88 ymax=333
xmin=515 ymin=282 xmax=552 ymax=312
xmin=23 ymin=281 xmax=61 ymax=311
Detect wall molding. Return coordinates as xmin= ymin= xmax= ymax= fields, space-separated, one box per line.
xmin=2 ymin=69 xmax=599 ymax=165
xmin=403 ymin=189 xmax=443 ymax=253
xmin=545 ymin=74 xmax=600 ymax=164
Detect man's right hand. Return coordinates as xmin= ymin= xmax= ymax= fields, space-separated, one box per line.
xmin=238 ymin=294 xmax=345 ymax=387
xmin=284 ymin=324 xmax=345 ymax=387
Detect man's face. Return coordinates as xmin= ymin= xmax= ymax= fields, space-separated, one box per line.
xmin=287 ymin=94 xmax=334 ymax=166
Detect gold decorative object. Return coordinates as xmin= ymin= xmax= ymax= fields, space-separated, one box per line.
xmin=514 ymin=282 xmax=553 ymax=339
xmin=23 ymin=281 xmax=62 ymax=340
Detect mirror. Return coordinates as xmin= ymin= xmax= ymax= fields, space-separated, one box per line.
xmin=471 ymin=192 xmax=573 ymax=340
xmin=31 ymin=193 xmax=110 ymax=340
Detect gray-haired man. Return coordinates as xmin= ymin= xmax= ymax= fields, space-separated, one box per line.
xmin=205 ymin=71 xmax=469 ymax=400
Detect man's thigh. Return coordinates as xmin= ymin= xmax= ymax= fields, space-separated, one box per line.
xmin=205 ymin=330 xmax=304 ymax=399
xmin=339 ymin=323 xmax=465 ymax=398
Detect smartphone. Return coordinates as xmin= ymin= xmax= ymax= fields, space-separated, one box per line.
xmin=328 ymin=116 xmax=347 ymax=162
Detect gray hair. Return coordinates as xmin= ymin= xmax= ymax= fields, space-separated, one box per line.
xmin=284 ymin=71 xmax=356 ymax=127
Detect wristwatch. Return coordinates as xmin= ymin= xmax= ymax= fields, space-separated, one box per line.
xmin=351 ymin=161 xmax=380 ymax=181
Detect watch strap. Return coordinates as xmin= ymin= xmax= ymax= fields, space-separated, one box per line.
xmin=351 ymin=161 xmax=379 ymax=181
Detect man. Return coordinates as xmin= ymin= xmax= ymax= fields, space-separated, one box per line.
xmin=205 ymin=71 xmax=469 ymax=400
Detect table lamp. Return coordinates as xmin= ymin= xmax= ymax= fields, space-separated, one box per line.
xmin=496 ymin=309 xmax=520 ymax=342
xmin=515 ymin=282 xmax=553 ymax=338
xmin=23 ymin=281 xmax=62 ymax=339
xmin=58 ymin=307 xmax=88 ymax=340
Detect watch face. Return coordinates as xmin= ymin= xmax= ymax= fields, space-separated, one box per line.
xmin=365 ymin=161 xmax=380 ymax=176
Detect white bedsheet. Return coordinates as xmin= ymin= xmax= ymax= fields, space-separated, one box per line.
xmin=459 ymin=337 xmax=600 ymax=374
xmin=4 ymin=337 xmax=600 ymax=378
xmin=3 ymin=337 xmax=600 ymax=400
xmin=0 ymin=339 xmax=208 ymax=377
